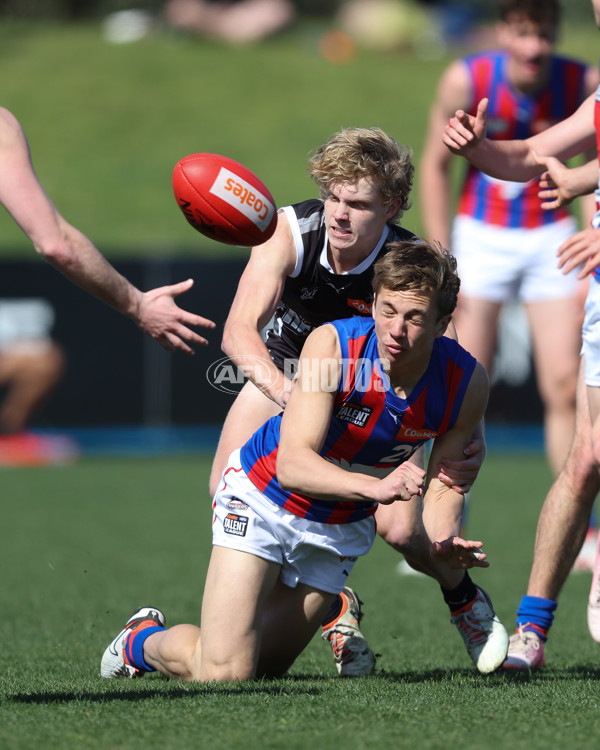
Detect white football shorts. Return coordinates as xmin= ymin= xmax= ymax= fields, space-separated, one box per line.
xmin=582 ymin=275 xmax=600 ymax=386
xmin=212 ymin=450 xmax=376 ymax=594
xmin=452 ymin=215 xmax=579 ymax=302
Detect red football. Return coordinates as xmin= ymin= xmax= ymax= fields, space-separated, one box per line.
xmin=172 ymin=153 xmax=277 ymax=246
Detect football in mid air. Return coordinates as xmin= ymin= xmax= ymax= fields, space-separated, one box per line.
xmin=172 ymin=153 xmax=277 ymax=246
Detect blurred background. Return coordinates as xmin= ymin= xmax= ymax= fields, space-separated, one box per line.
xmin=0 ymin=0 xmax=596 ymax=459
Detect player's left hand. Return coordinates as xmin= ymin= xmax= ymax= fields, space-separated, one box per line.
xmin=135 ymin=278 xmax=216 ymax=354
xmin=432 ymin=536 xmax=489 ymax=569
xmin=436 ymin=434 xmax=486 ymax=495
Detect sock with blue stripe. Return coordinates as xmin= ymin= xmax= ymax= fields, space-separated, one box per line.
xmin=515 ymin=595 xmax=557 ymax=642
xmin=128 ymin=626 xmax=165 ymax=672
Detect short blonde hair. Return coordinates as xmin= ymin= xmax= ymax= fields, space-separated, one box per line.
xmin=307 ymin=127 xmax=414 ymax=223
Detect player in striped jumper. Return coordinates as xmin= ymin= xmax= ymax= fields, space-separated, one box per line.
xmin=420 ymin=0 xmax=598 ymax=479
xmin=441 ymin=0 xmax=600 ymax=667
xmin=100 ymin=239 xmax=508 ymax=682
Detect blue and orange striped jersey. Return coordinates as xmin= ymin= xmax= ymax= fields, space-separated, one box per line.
xmin=458 ymin=51 xmax=588 ymax=228
xmin=239 ymin=317 xmax=477 ymax=524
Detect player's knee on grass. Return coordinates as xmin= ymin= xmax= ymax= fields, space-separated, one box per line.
xmin=200 ymin=654 xmax=256 ymax=682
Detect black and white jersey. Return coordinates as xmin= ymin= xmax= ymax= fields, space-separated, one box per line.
xmin=265 ymin=199 xmax=415 ymax=373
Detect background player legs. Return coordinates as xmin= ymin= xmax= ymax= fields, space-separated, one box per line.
xmin=525 ymin=363 xmax=599 ymax=600
xmin=525 ymin=296 xmax=579 ymax=475
xmin=452 ymin=295 xmax=502 ymax=375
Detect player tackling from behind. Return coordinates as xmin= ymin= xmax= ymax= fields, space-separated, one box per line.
xmin=207 ymin=126 xmax=492 ymax=676
xmin=101 ymin=239 xmax=509 ymax=682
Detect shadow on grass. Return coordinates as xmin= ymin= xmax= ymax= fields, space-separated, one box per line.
xmin=6 ymin=664 xmax=600 ymax=704
xmin=6 ymin=680 xmax=323 ymax=705
xmin=373 ymin=665 xmax=600 ymax=683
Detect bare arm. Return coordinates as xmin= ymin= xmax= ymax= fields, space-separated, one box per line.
xmin=221 ymin=210 xmax=298 ymax=408
xmin=0 ymin=107 xmax=215 ymax=354
xmin=422 ymin=362 xmax=490 ymax=569
xmin=276 ymin=325 xmax=426 ymax=502
xmin=537 ymin=155 xmax=599 ymax=209
xmin=420 ymin=60 xmax=472 ymax=248
xmin=578 ymin=66 xmax=600 ymax=227
xmin=443 ymin=94 xmax=597 ymax=182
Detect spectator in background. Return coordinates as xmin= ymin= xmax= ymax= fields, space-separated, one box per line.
xmin=163 ymin=0 xmax=296 ymax=44
xmin=0 ymin=299 xmax=68 ymax=465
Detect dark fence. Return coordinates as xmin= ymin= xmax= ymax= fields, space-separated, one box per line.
xmin=0 ymin=257 xmax=542 ymax=429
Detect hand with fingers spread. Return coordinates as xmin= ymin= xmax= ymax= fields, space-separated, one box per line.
xmin=432 ymin=536 xmax=489 ymax=569
xmin=135 ymin=278 xmax=216 ymax=354
xmin=557 ymin=226 xmax=600 ymax=279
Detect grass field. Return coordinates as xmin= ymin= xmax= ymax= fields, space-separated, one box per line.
xmin=2 ymin=452 xmax=600 ymax=749
xmin=1 ymin=15 xmax=600 ymax=750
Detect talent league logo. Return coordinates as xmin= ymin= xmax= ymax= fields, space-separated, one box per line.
xmin=335 ymin=403 xmax=373 ymax=428
xmin=223 ymin=512 xmax=248 ymax=537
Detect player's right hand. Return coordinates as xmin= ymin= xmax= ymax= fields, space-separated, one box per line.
xmin=376 ymin=461 xmax=426 ymax=504
xmin=534 ymin=152 xmax=576 ymax=209
xmin=443 ymin=98 xmax=488 ymax=156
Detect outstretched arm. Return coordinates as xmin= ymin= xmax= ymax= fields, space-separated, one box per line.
xmin=443 ymin=94 xmax=597 ymax=181
xmin=0 ymin=107 xmax=215 ymax=354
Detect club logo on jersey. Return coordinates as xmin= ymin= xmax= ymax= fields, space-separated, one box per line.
xmin=347 ymin=298 xmax=372 ymax=315
xmin=223 ymin=512 xmax=248 ymax=537
xmin=336 ymin=403 xmax=373 ymax=428
xmin=300 ymin=286 xmax=317 ymax=300
xmin=226 ymin=498 xmax=249 ymax=511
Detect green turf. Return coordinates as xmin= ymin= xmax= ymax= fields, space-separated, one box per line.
xmin=1 ymin=453 xmax=600 ymax=749
xmin=0 ymin=19 xmax=597 ymax=256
